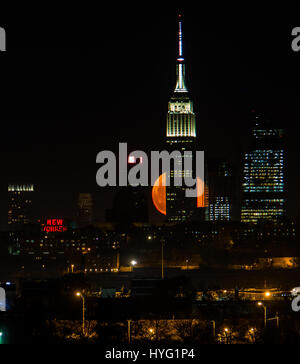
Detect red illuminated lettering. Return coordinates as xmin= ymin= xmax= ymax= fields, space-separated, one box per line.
xmin=42 ymin=218 xmax=67 ymax=233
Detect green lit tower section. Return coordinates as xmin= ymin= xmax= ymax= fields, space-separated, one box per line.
xmin=166 ymin=15 xmax=197 ymax=223
xmin=166 ymin=16 xmax=196 ymax=140
xmin=241 ymin=114 xmax=285 ymax=224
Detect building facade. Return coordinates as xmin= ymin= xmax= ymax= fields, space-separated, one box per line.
xmin=77 ymin=193 xmax=93 ymax=228
xmin=241 ymin=114 xmax=285 ymax=224
xmin=166 ymin=15 xmax=199 ymax=223
xmin=8 ymin=184 xmax=34 ymax=230
xmin=208 ymin=160 xmax=235 ymax=221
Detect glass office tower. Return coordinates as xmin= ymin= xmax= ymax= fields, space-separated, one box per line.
xmin=241 ymin=114 xmax=285 ymax=224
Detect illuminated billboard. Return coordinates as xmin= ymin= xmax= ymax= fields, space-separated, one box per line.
xmin=41 ymin=219 xmax=68 ymax=233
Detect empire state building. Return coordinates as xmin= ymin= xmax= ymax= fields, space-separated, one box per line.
xmin=166 ymin=15 xmax=203 ymax=223
xmin=166 ymin=16 xmax=196 ymax=139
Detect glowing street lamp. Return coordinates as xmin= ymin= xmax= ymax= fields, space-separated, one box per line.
xmin=75 ymin=291 xmax=85 ymax=336
xmin=148 ymin=327 xmax=155 ymax=339
xmin=223 ymin=327 xmax=231 ymax=344
xmin=258 ymin=302 xmax=267 ymax=328
xmin=264 ymin=291 xmax=271 ymax=298
xmin=248 ymin=327 xmax=257 ymax=343
xmin=130 ymin=260 xmax=137 ymax=267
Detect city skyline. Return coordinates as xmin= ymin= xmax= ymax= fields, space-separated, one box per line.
xmin=0 ymin=10 xmax=299 ymax=228
xmin=1 ymin=6 xmax=300 ymax=346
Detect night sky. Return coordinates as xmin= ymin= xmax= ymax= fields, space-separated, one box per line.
xmin=0 ymin=5 xmax=299 ymax=229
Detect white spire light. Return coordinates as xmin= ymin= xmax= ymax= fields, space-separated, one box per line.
xmin=175 ymin=14 xmax=187 ymax=93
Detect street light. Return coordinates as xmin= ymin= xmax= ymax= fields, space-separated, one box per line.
xmin=248 ymin=327 xmax=257 ymax=343
xmin=75 ymin=291 xmax=85 ymax=336
xmin=127 ymin=320 xmax=132 ymax=344
xmin=223 ymin=327 xmax=231 ymax=344
xmin=211 ymin=320 xmax=216 ymax=338
xmin=148 ymin=327 xmax=155 ymax=340
xmin=264 ymin=291 xmax=271 ymax=298
xmin=258 ymin=302 xmax=267 ymax=328
xmin=258 ymin=301 xmax=279 ymax=329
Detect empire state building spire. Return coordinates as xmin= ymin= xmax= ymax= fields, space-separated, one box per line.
xmin=167 ymin=14 xmax=196 ymax=138
xmin=164 ymin=14 xmax=200 ymax=224
xmin=174 ymin=14 xmax=188 ymax=93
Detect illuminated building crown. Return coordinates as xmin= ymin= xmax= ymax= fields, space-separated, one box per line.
xmin=174 ymin=14 xmax=188 ymax=93
xmin=167 ymin=14 xmax=196 ymax=138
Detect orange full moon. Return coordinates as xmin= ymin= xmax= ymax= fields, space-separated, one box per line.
xmin=152 ymin=173 xmax=167 ymax=215
xmin=152 ymin=174 xmax=206 ymax=215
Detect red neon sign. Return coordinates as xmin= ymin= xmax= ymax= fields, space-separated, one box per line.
xmin=42 ymin=219 xmax=68 ymax=233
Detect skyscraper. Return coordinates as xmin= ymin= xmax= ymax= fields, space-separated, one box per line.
xmin=8 ymin=184 xmax=34 ymax=230
xmin=165 ymin=15 xmax=198 ymax=223
xmin=208 ymin=160 xmax=233 ymax=221
xmin=77 ymin=193 xmax=93 ymax=228
xmin=241 ymin=114 xmax=285 ymax=224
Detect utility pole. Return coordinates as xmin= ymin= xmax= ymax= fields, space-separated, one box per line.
xmin=211 ymin=320 xmax=216 ymax=339
xmin=116 ymin=251 xmax=120 ymax=271
xmin=161 ymin=239 xmax=164 ymax=280
xmin=127 ymin=320 xmax=131 ymax=344
xmin=267 ymin=312 xmax=280 ymax=328
xmin=76 ymin=292 xmax=85 ymax=336
xmin=258 ymin=302 xmax=267 ymax=328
